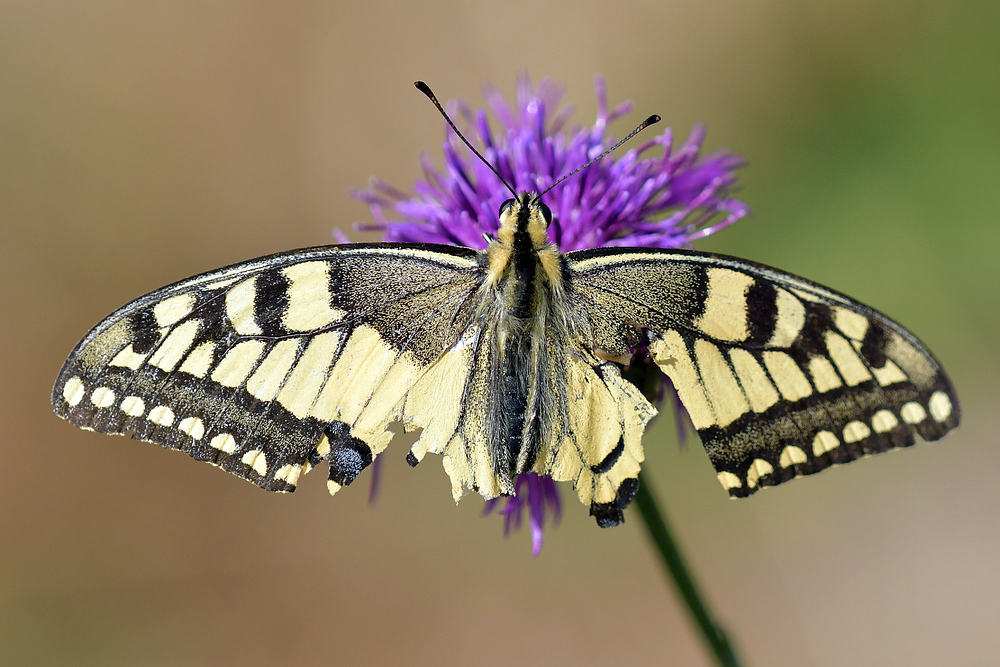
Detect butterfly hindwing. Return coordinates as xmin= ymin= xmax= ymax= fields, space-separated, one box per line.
xmin=567 ymin=247 xmax=960 ymax=497
xmin=53 ymin=243 xmax=484 ymax=493
xmin=537 ymin=349 xmax=653 ymax=525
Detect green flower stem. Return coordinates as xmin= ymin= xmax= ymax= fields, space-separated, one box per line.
xmin=634 ymin=471 xmax=743 ymax=667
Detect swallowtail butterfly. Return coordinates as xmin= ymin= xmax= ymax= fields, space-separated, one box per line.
xmin=52 ymin=83 xmax=959 ymax=527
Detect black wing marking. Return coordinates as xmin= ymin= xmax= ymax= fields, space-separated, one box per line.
xmin=567 ymin=246 xmax=959 ymax=497
xmin=53 ymin=243 xmax=484 ymax=494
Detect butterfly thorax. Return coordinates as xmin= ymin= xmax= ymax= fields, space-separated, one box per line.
xmin=478 ymin=193 xmax=575 ymax=490
xmin=485 ymin=192 xmax=563 ymax=295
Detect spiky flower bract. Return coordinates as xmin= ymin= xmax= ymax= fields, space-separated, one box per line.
xmin=355 ymin=74 xmax=747 ymax=554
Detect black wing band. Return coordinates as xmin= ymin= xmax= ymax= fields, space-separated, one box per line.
xmin=568 ymin=246 xmax=959 ymax=497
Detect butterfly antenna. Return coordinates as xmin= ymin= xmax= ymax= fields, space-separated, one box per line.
xmin=538 ymin=114 xmax=660 ymax=198
xmin=415 ymin=81 xmax=517 ymax=198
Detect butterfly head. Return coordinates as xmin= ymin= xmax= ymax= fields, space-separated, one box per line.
xmin=485 ymin=192 xmax=559 ymax=287
xmin=496 ymin=192 xmax=552 ymax=248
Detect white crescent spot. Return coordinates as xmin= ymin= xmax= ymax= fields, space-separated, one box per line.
xmin=746 ymin=458 xmax=774 ymax=489
xmin=812 ymin=430 xmax=840 ymax=456
xmin=779 ymin=445 xmax=808 ymax=468
xmin=241 ymin=449 xmax=268 ymax=476
xmin=90 ymin=386 xmax=115 ymax=408
xmin=842 ymin=420 xmax=871 ymax=443
xmin=178 ymin=416 xmax=205 ymax=440
xmin=63 ymin=377 xmax=86 ymax=407
xmin=717 ymin=471 xmax=742 ymax=490
xmin=120 ymin=395 xmax=146 ymax=417
xmin=928 ymin=391 xmax=952 ymax=422
xmin=275 ymin=463 xmax=303 ymax=486
xmin=147 ymin=405 xmax=175 ymax=427
xmin=871 ymin=410 xmax=899 ymax=433
xmin=210 ymin=433 xmax=237 ymax=454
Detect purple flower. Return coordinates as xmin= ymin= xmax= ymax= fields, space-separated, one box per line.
xmin=483 ymin=473 xmax=562 ymax=557
xmin=355 ymin=74 xmax=747 ymax=553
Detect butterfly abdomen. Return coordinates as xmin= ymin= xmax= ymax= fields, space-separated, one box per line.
xmin=477 ymin=194 xmax=584 ymax=493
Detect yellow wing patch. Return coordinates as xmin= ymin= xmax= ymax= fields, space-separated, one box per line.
xmin=567 ymin=246 xmax=959 ymax=499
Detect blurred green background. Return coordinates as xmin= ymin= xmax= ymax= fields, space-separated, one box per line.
xmin=2 ymin=1 xmax=997 ymax=665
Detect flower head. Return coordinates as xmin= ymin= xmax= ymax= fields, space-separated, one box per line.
xmin=355 ymin=74 xmax=747 ymax=554
xmin=355 ymin=74 xmax=747 ymax=251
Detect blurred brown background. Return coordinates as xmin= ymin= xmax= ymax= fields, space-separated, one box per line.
xmin=2 ymin=1 xmax=998 ymax=665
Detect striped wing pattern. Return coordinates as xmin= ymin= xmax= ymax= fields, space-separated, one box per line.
xmin=53 ymin=244 xmax=484 ymax=495
xmin=53 ymin=241 xmax=960 ymax=510
xmin=51 ymin=242 xmax=657 ymax=515
xmin=568 ymin=247 xmax=960 ymax=497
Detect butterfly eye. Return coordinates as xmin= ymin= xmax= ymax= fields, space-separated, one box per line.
xmin=498 ymin=198 xmax=515 ymax=220
xmin=537 ymin=202 xmax=552 ymax=227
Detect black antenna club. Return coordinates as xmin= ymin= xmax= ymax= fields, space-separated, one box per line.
xmin=415 ymin=81 xmax=517 ymax=197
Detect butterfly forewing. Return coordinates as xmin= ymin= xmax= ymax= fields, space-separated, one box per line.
xmin=567 ymin=247 xmax=960 ymax=497
xmin=53 ymin=243 xmax=484 ymax=493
